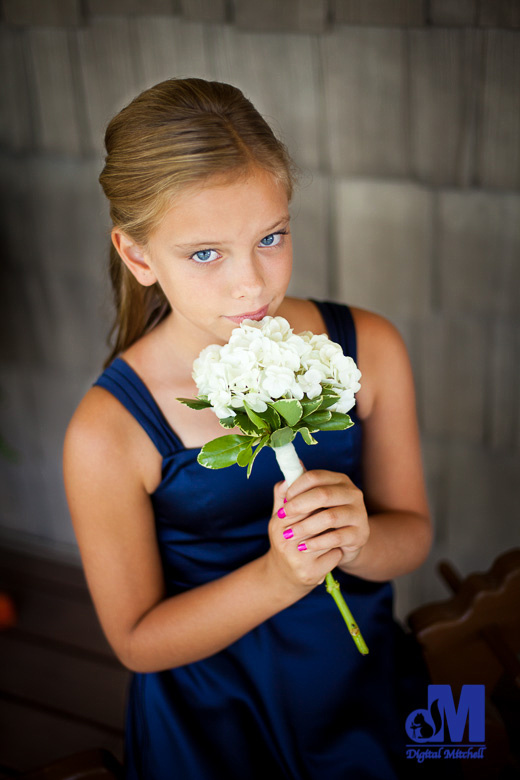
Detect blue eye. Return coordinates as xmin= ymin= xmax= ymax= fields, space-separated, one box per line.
xmin=259 ymin=232 xmax=284 ymax=247
xmin=191 ymin=248 xmax=220 ymax=264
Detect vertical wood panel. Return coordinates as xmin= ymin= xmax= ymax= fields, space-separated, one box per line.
xmin=332 ymin=0 xmax=424 ymax=26
xmin=212 ymin=26 xmax=321 ymax=171
xmin=445 ymin=444 xmax=520 ymax=573
xmin=429 ymin=0 xmax=477 ymax=26
xmin=76 ymin=17 xmax=141 ymax=155
xmin=130 ymin=16 xmax=211 ymax=90
xmin=234 ymin=0 xmax=328 ymax=33
xmin=419 ymin=315 xmax=488 ymax=443
xmin=321 ymin=27 xmax=409 ymax=177
xmin=287 ymin=174 xmax=330 ymax=300
xmin=334 ymin=179 xmax=432 ymax=319
xmin=409 ymin=28 xmax=481 ymax=186
xmin=478 ymin=0 xmax=520 ymax=28
xmin=2 ymin=0 xmax=82 ymax=26
xmin=25 ymin=28 xmax=82 ymax=155
xmin=180 ymin=0 xmax=227 ymax=23
xmin=0 ymin=26 xmax=33 ymax=150
xmin=438 ymin=191 xmax=520 ymax=317
xmin=478 ymin=30 xmax=520 ymax=188
xmin=489 ymin=319 xmax=520 ymax=452
xmin=87 ymin=0 xmax=174 ymax=14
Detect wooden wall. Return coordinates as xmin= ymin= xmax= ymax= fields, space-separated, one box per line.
xmin=1 ymin=0 xmax=519 ymax=620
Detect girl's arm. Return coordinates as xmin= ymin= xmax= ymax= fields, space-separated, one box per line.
xmin=63 ymin=390 xmax=336 ymax=674
xmin=277 ymin=309 xmax=432 ymax=583
xmin=344 ymin=307 xmax=432 ymax=581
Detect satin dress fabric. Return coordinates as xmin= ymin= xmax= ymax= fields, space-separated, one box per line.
xmin=92 ymin=299 xmax=433 ymax=780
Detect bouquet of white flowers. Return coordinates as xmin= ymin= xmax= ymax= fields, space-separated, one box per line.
xmin=177 ymin=315 xmax=368 ymax=654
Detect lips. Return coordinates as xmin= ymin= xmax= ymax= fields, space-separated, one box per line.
xmin=225 ymin=304 xmax=269 ymax=324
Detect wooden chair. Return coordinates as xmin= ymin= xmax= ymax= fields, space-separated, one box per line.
xmin=407 ymin=548 xmax=520 ymax=779
xmin=18 ymin=748 xmax=123 ymax=779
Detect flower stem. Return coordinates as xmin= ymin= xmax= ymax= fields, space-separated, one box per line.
xmin=272 ymin=441 xmax=369 ymax=656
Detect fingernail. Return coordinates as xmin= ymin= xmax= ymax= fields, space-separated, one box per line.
xmin=277 ymin=507 xmax=286 ymax=519
xmin=283 ymin=498 xmax=287 ymax=503
xmin=297 ymin=542 xmax=307 ymax=552
xmin=283 ymin=528 xmax=294 ymax=540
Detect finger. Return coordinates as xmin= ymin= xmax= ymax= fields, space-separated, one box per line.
xmin=298 ymin=525 xmax=369 ymax=554
xmin=284 ymin=483 xmax=359 ymax=520
xmin=285 ymin=469 xmax=353 ymax=503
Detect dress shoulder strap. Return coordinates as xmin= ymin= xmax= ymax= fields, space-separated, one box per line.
xmin=308 ymin=299 xmax=357 ymax=363
xmin=92 ymin=357 xmax=183 ymax=457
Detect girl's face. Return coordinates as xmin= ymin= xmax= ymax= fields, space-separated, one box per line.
xmin=119 ymin=166 xmax=293 ymax=355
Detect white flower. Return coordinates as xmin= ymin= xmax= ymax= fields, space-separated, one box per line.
xmin=191 ymin=314 xmax=361 ymax=419
xmin=260 ymin=365 xmax=297 ymax=399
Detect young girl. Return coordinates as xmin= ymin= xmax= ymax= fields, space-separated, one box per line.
xmin=63 ymin=78 xmax=433 ymax=779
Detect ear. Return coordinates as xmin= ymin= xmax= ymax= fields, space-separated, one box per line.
xmin=111 ymin=228 xmax=158 ymax=287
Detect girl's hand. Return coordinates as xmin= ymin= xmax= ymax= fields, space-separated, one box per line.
xmin=271 ymin=468 xmax=370 ymax=577
xmin=266 ymin=477 xmax=344 ymax=592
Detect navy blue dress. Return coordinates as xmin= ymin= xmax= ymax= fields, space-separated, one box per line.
xmin=92 ymin=299 xmax=431 ymax=780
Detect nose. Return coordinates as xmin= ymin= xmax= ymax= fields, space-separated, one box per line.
xmin=230 ymin=250 xmax=265 ymax=300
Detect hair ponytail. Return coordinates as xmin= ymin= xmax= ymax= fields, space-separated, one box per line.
xmin=99 ymin=78 xmax=298 ymax=369
xmin=103 ymin=245 xmax=171 ymax=369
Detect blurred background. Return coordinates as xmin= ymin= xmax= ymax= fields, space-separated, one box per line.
xmin=0 ymin=0 xmax=519 ymax=775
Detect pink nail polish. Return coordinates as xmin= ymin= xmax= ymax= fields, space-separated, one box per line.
xmin=297 ymin=542 xmax=307 ymax=552
xmin=283 ymin=528 xmax=294 ymax=540
xmin=277 ymin=507 xmax=286 ymax=519
xmin=283 ymin=498 xmax=287 ymax=503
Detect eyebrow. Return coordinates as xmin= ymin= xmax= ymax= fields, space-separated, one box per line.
xmin=172 ymin=215 xmax=291 ymax=251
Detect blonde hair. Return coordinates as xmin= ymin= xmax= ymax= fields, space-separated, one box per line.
xmin=99 ymin=77 xmax=298 ymax=369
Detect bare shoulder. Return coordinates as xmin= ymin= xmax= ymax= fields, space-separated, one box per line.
xmin=63 ymin=383 xmax=161 ymax=496
xmin=349 ymin=306 xmax=413 ymax=418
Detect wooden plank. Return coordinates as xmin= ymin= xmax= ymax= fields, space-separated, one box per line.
xmin=332 ymin=0 xmax=425 ymax=26
xmin=0 ymin=27 xmax=34 ymax=151
xmin=212 ymin=26 xmax=321 ymax=171
xmin=180 ymin=0 xmax=227 ymax=23
xmin=334 ymin=179 xmax=432 ymax=319
xmin=438 ymin=190 xmax=520 ymax=317
xmin=234 ymin=0 xmax=328 ymax=33
xmin=445 ymin=444 xmax=520 ymax=575
xmin=287 ymin=174 xmax=330 ymax=301
xmin=25 ymin=28 xmax=82 ymax=155
xmin=408 ymin=28 xmax=481 ymax=187
xmin=0 ymin=631 xmax=128 ymax=729
xmin=75 ymin=16 xmax=141 ymax=155
xmin=87 ymin=0 xmax=174 ymax=14
xmin=478 ymin=0 xmax=520 ymax=28
xmin=321 ymin=27 xmax=408 ymax=177
xmin=477 ymin=30 xmax=520 ymax=189
xmin=3 ymin=0 xmax=82 ymax=26
xmin=428 ymin=0 xmax=477 ymax=26
xmin=0 ymin=696 xmax=124 ymax=774
xmin=419 ymin=314 xmax=487 ymax=443
xmin=130 ymin=16 xmax=211 ymax=91
xmin=488 ymin=319 xmax=520 ymax=452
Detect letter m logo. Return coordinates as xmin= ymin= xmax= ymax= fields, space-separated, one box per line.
xmin=429 ymin=684 xmax=485 ymax=743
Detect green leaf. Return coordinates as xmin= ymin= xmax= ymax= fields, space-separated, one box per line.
xmin=231 ymin=412 xmax=265 ymax=436
xmin=297 ymin=426 xmax=318 ymax=445
xmin=243 ymin=401 xmax=270 ymax=432
xmin=303 ymin=410 xmax=332 ymax=426
xmin=270 ymin=426 xmax=296 ymax=448
xmin=300 ymin=396 xmax=323 ymax=417
xmin=256 ymin=405 xmax=281 ymax=431
xmin=247 ymin=434 xmax=270 ymax=478
xmin=237 ymin=444 xmax=253 ymax=467
xmin=315 ymin=413 xmax=354 ymax=431
xmin=271 ymin=399 xmax=303 ymax=426
xmin=197 ymin=434 xmax=255 ymax=469
xmin=319 ymin=391 xmax=341 ymax=410
xmin=176 ymin=397 xmax=212 ymax=410
xmin=218 ymin=416 xmax=239 ymax=429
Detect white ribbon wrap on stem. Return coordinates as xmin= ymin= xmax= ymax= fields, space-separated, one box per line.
xmin=273 ymin=442 xmax=304 ymax=487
